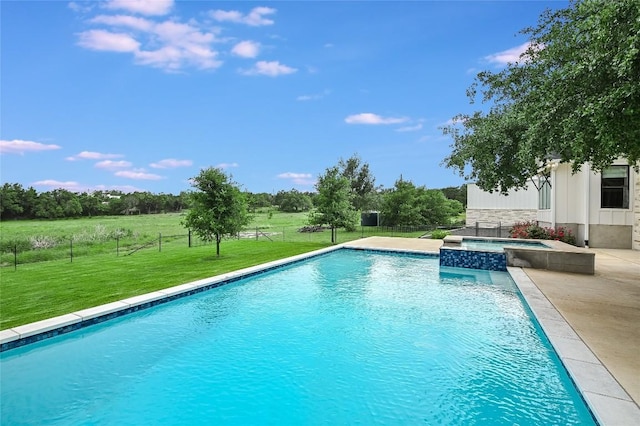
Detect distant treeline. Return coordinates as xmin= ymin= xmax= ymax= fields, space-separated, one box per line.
xmin=0 ymin=183 xmax=466 ymax=221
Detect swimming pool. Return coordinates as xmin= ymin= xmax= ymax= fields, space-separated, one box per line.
xmin=461 ymin=238 xmax=549 ymax=252
xmin=0 ymin=249 xmax=595 ymax=425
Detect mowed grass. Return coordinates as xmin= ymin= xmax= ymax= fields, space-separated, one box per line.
xmin=0 ymin=240 xmax=328 ymax=329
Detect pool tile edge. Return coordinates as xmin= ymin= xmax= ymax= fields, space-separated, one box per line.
xmin=12 ymin=314 xmax=82 ymax=339
xmin=507 ymin=266 xmax=640 ymax=426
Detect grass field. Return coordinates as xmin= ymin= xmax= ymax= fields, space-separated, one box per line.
xmin=0 ymin=211 xmax=433 ymax=329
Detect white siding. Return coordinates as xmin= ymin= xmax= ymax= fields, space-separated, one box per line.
xmin=467 ymin=183 xmax=537 ymax=209
xmin=553 ymin=163 xmax=586 ymax=224
xmin=588 ymin=159 xmax=636 ymax=226
xmin=634 ymin=169 xmax=640 ymax=250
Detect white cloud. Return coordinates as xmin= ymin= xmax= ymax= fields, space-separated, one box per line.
xmin=137 ymin=21 xmax=221 ymax=71
xmin=277 ymin=172 xmax=315 ymax=185
xmin=153 ymin=20 xmax=214 ymax=45
xmin=31 ymin=180 xmax=82 ymax=191
xmin=241 ymin=60 xmax=297 ymax=77
xmin=91 ymin=184 xmax=143 ymax=193
xmin=77 ymin=29 xmax=140 ymax=52
xmin=90 ymin=14 xmax=154 ymax=31
xmin=104 ymin=0 xmax=174 ymax=16
xmin=215 ymin=162 xmax=239 ymax=169
xmin=232 ymin=40 xmax=260 ymax=58
xmin=395 ymin=123 xmax=423 ymax=132
xmin=485 ymin=42 xmax=532 ymax=66
xmin=442 ymin=117 xmax=466 ymax=126
xmin=210 ymin=6 xmax=276 ymax=26
xmin=0 ymin=139 xmax=61 ymax=154
xmin=297 ymin=89 xmax=330 ymax=101
xmin=68 ymin=2 xmax=93 ymax=13
xmin=66 ymin=151 xmax=124 ymax=161
xmin=278 ymin=172 xmax=311 ymax=179
xmin=150 ymin=158 xmax=193 ymax=169
xmin=95 ymin=160 xmax=132 ymax=170
xmin=344 ymin=113 xmax=409 ymax=125
xmin=135 ymin=45 xmax=221 ymax=71
xmin=77 ymin=12 xmax=222 ymax=72
xmin=31 ymin=180 xmax=143 ymax=193
xmin=115 ymin=170 xmax=163 ymax=180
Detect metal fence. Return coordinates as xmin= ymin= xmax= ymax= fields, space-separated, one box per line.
xmin=448 ymin=222 xmax=512 ymax=238
xmin=3 ymin=225 xmax=443 ymax=269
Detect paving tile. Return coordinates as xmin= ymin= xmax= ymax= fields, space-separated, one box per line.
xmin=564 ymin=358 xmax=632 ymax=401
xmin=550 ymin=335 xmax=601 ymax=364
xmin=74 ymin=301 xmax=130 ymax=321
xmin=13 ymin=314 xmax=82 ymax=338
xmin=582 ymin=391 xmax=640 ymax=426
xmin=0 ymin=329 xmax=20 ymax=344
xmin=121 ymin=291 xmax=168 ymax=307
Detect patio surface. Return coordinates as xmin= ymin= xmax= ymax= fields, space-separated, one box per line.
xmin=343 ymin=237 xmax=640 ymax=408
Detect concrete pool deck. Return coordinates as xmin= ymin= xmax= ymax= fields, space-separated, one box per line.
xmin=343 ymin=236 xmax=640 ymax=425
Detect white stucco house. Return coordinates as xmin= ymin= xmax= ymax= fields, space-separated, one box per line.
xmin=466 ymin=158 xmax=640 ymax=250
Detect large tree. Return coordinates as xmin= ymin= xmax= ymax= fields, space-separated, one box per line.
xmin=274 ymin=189 xmax=313 ymax=212
xmin=442 ymin=0 xmax=640 ymax=193
xmin=182 ymin=167 xmax=251 ymax=257
xmin=309 ymin=166 xmax=358 ymax=243
xmin=380 ymin=178 xmax=462 ymax=227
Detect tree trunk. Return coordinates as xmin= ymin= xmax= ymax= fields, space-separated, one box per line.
xmin=216 ymin=234 xmax=221 ymax=257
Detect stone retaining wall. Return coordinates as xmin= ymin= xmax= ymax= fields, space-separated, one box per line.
xmin=465 ymin=209 xmax=538 ymax=227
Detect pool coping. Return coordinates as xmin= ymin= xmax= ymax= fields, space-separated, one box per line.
xmin=1 ymin=243 xmax=638 ymax=424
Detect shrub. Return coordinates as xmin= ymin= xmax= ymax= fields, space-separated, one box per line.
xmin=430 ymin=229 xmax=450 ymax=239
xmin=29 ymin=235 xmax=59 ymax=249
xmin=0 ymin=238 xmax=32 ymax=254
xmin=509 ymin=221 xmax=576 ymax=246
xmin=546 ymin=226 xmax=577 ymax=246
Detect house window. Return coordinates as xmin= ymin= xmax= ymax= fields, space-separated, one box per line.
xmin=538 ymin=178 xmax=551 ymax=210
xmin=601 ymin=166 xmax=629 ymax=209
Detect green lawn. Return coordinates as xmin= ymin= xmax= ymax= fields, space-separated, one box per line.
xmin=0 ymin=212 xmax=433 ymax=329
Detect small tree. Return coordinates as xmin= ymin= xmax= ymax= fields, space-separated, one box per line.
xmin=309 ymin=166 xmax=358 ymax=243
xmin=182 ymin=167 xmax=251 ymax=257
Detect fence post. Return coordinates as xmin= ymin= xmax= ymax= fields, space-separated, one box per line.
xmin=475 ymin=222 xmax=479 ymax=236
xmin=70 ymin=238 xmax=73 ymax=263
xmin=159 ymin=233 xmax=162 ymax=252
xmin=188 ymin=230 xmax=192 ymax=248
xmin=256 ymin=227 xmax=259 ymax=240
xmin=498 ymin=221 xmax=501 ymax=237
xmin=14 ymin=245 xmax=17 ymax=271
xmin=116 ymin=236 xmax=119 ymax=256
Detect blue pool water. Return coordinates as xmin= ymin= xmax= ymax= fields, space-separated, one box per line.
xmin=461 ymin=238 xmax=549 ymax=252
xmin=1 ymin=250 xmax=594 ymax=425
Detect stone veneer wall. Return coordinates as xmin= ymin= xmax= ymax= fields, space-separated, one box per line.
xmin=465 ymin=209 xmax=538 ymax=227
xmin=634 ymin=171 xmax=640 ymax=251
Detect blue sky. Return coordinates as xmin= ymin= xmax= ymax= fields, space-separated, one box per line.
xmin=1 ymin=0 xmax=567 ymax=195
